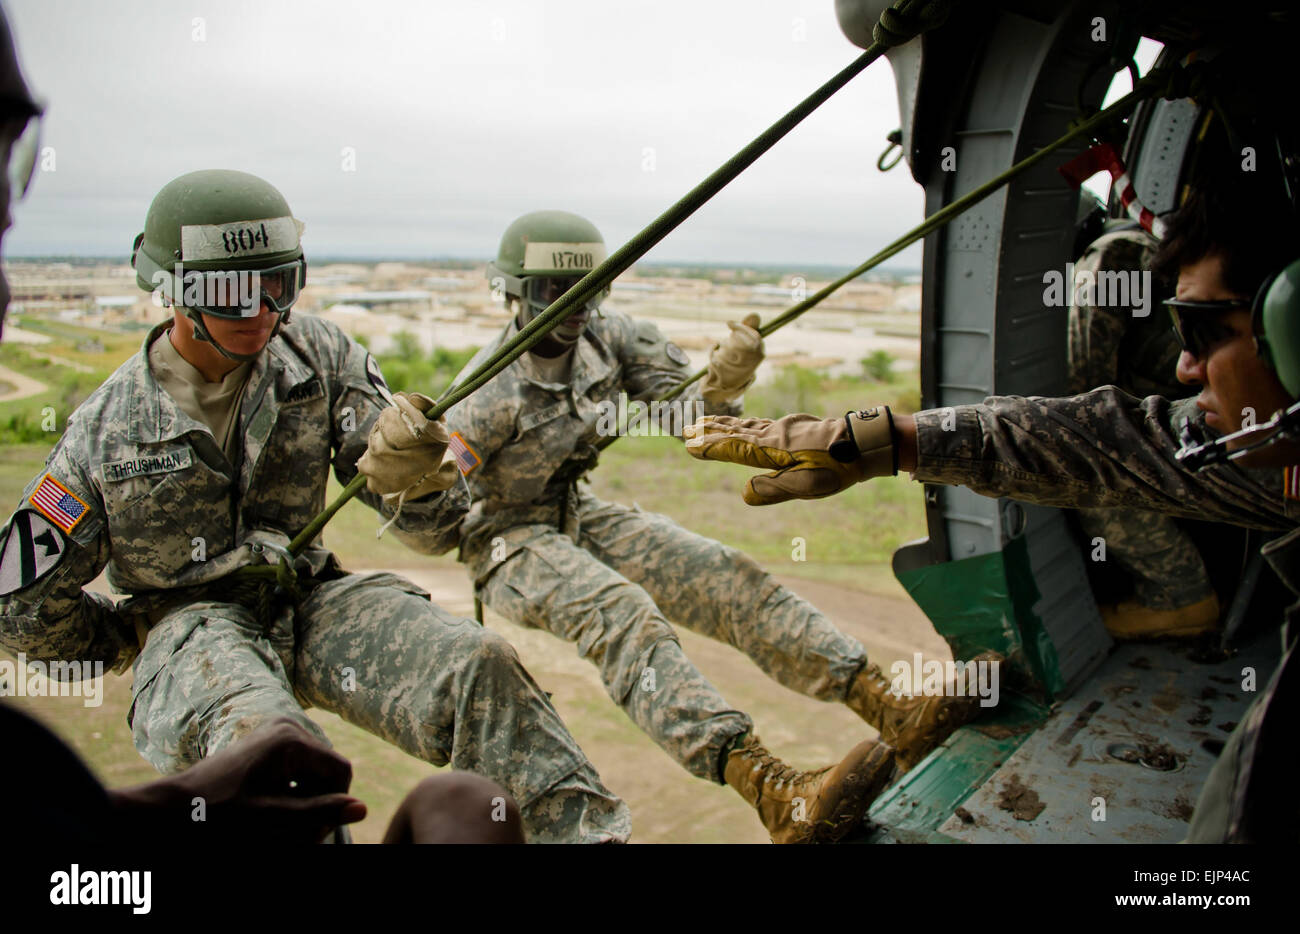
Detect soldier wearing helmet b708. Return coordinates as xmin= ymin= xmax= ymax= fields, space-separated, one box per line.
xmin=447 ymin=210 xmax=996 ymax=843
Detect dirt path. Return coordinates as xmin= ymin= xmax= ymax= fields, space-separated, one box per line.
xmin=27 ymin=351 xmax=96 ymax=374
xmin=0 ymin=363 xmax=46 ymax=402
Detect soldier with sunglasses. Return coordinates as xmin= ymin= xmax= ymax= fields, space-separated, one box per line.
xmin=686 ymin=180 xmax=1300 ymax=842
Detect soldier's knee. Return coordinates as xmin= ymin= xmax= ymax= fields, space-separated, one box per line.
xmin=459 ymin=625 xmax=520 ymax=671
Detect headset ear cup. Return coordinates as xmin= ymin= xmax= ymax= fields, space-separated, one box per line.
xmin=1252 ymin=271 xmax=1277 ymax=367
xmin=1258 ymin=258 xmax=1300 ymax=398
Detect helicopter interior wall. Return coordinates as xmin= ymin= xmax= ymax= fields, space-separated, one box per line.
xmin=903 ymin=0 xmax=1117 ymax=697
xmin=840 ymin=0 xmax=1298 ymax=843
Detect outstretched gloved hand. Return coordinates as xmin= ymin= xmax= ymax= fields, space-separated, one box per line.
xmin=356 ymin=391 xmax=460 ymax=503
xmin=700 ymin=313 xmax=764 ymax=404
xmin=684 ymin=407 xmax=898 ymax=505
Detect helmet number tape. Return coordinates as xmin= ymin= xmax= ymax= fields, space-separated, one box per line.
xmin=522 ymin=241 xmax=607 ymax=273
xmin=181 ymin=216 xmax=299 ymax=261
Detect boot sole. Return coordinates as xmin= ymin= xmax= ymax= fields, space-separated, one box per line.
xmin=894 ymin=651 xmax=1006 ymax=772
xmin=808 ymin=739 xmax=896 ymax=844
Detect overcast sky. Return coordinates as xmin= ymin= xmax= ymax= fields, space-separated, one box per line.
xmin=3 ymin=0 xmax=934 ymax=269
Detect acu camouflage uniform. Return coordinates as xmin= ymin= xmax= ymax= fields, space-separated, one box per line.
xmin=1066 ymin=227 xmax=1214 ymax=610
xmin=913 ymin=387 xmax=1299 ymax=842
xmin=446 ymin=309 xmax=870 ymax=783
xmin=0 ymin=313 xmax=628 ymax=844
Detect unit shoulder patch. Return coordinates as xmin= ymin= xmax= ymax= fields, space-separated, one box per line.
xmin=366 ymin=354 xmax=390 ymax=397
xmin=0 ymin=510 xmax=70 ymax=596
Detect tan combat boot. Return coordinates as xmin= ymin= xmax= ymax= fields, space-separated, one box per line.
xmin=723 ymin=734 xmax=895 ymax=844
xmin=845 ymin=652 xmax=1003 ymax=772
xmin=1101 ymin=593 xmax=1220 ymax=641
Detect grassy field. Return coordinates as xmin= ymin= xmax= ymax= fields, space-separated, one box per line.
xmin=0 ymin=315 xmax=938 ymax=843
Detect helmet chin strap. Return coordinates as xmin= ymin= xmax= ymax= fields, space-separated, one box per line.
xmin=515 ymin=301 xmax=579 ymax=359
xmin=183 ymin=306 xmax=287 ymax=364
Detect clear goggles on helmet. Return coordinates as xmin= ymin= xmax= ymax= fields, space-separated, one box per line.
xmin=172 ymin=258 xmax=306 ymax=319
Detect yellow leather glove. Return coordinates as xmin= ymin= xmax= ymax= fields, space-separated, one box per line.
xmin=356 ymin=392 xmax=459 ymax=502
xmin=683 ymin=407 xmax=897 ymax=505
xmin=699 ymin=313 xmax=764 ymax=404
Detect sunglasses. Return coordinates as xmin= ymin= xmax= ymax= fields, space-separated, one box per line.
xmin=1164 ymin=297 xmax=1252 ymax=358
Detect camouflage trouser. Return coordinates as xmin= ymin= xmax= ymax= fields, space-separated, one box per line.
xmin=128 ymin=570 xmax=630 ymax=844
xmin=1077 ymin=506 xmax=1215 ymax=610
xmin=472 ymin=494 xmax=868 ymax=782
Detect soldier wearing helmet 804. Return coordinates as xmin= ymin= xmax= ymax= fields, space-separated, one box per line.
xmin=0 ymin=172 xmax=630 ymax=844
xmin=448 ymin=210 xmax=994 ymax=843
xmin=131 ymin=171 xmax=308 ymax=365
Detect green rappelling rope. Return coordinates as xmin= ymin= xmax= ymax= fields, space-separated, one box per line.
xmin=232 ymin=0 xmax=954 ymax=580
xmin=581 ymin=64 xmax=1177 ymax=462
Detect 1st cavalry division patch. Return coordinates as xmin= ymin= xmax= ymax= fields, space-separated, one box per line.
xmin=0 ymin=510 xmax=70 ymax=596
xmin=28 ymin=474 xmax=90 ymax=534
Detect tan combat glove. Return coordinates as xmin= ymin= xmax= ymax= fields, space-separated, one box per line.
xmin=356 ymin=392 xmax=460 ymax=503
xmin=699 ymin=313 xmax=764 ymax=404
xmin=683 ymin=407 xmax=897 ymax=505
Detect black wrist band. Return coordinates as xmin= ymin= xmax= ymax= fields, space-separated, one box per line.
xmin=828 ymin=412 xmax=859 ymax=463
xmin=884 ymin=407 xmax=898 ymax=475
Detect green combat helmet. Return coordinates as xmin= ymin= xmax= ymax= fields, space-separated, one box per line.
xmin=487 ymin=209 xmax=609 ymax=347
xmin=1256 ymin=258 xmax=1300 ymax=398
xmin=131 ymin=169 xmax=307 ymax=361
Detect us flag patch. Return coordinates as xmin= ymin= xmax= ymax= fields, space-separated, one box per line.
xmin=1285 ymin=466 xmax=1300 ymax=502
xmin=28 ymin=474 xmax=90 ymax=534
xmin=448 ymin=432 xmax=481 ymax=476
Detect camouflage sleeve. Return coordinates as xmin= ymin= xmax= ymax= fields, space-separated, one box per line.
xmin=327 ymin=330 xmax=470 ymax=556
xmin=913 ymin=387 xmax=1292 ymax=531
xmin=0 ymin=440 xmax=138 ymax=674
xmin=616 ymin=316 xmax=740 ymax=423
xmin=443 ymin=348 xmax=517 ymax=501
xmin=1066 ymin=230 xmax=1157 ymax=395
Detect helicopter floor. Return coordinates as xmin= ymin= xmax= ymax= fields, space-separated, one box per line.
xmin=860 ymin=633 xmax=1280 ymax=843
